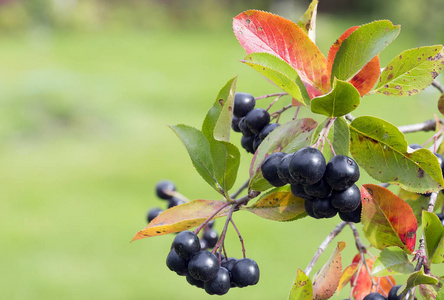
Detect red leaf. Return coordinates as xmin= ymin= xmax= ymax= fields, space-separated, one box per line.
xmin=361 ymin=184 xmax=418 ymax=253
xmin=327 ymin=26 xmax=359 ymax=78
xmin=233 ymin=10 xmax=329 ymax=98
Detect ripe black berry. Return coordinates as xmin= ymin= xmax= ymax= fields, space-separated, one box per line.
xmin=203 ymin=229 xmax=219 ymax=248
xmin=338 ymin=203 xmax=362 ymax=223
xmin=186 ymin=273 xmax=205 ymax=289
xmin=188 ymin=251 xmax=220 ymax=282
xmin=312 ymin=196 xmax=337 ymax=218
xmin=204 ymin=267 xmax=231 ymax=295
xmin=241 ymin=135 xmax=255 ymax=153
xmin=409 ymin=143 xmax=422 ymax=150
xmin=168 ymin=197 xmax=185 ymax=209
xmin=233 ymin=92 xmax=255 ymax=118
xmin=253 ymin=135 xmax=262 ymax=152
xmin=231 ymin=258 xmax=260 ymax=288
xmin=277 ymin=153 xmax=296 ymax=184
xmin=331 ymin=184 xmax=361 ymax=212
xmin=289 ymin=147 xmax=326 ymax=185
xmin=156 ymin=180 xmax=176 ymax=200
xmin=324 ymin=155 xmax=360 ymax=191
xmin=291 ymin=183 xmax=315 ymax=201
xmin=388 ymin=285 xmax=402 ymax=300
xmin=244 ymin=108 xmax=270 ymax=134
xmin=363 ymin=292 xmax=386 ymax=300
xmin=172 ymin=231 xmax=201 ymax=260
xmin=304 ymin=178 xmax=332 ymax=199
xmin=231 ymin=116 xmax=241 ymax=132
xmin=304 ymin=199 xmax=320 ymax=219
xmin=261 ymin=152 xmax=287 ymax=187
xmin=147 ymin=207 xmax=163 ymax=223
xmin=239 ymin=117 xmax=254 ymax=137
xmin=259 ymin=123 xmax=280 ymax=140
xmin=166 ymin=249 xmax=188 ymax=276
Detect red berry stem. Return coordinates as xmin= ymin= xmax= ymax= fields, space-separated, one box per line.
xmin=349 ymin=223 xmax=377 ymax=287
xmin=312 ymin=117 xmax=336 ymax=150
xmin=265 ymin=94 xmax=285 ymax=112
xmin=230 ymin=217 xmax=246 ymax=259
xmin=255 ymin=92 xmax=288 ymax=100
xmin=194 ymin=202 xmax=231 ymax=235
xmin=325 ymin=137 xmax=337 ymax=156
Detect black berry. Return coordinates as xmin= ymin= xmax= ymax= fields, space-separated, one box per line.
xmin=312 ymin=196 xmax=337 ymax=218
xmin=261 ymin=152 xmax=287 ymax=187
xmin=409 ymin=143 xmax=422 ymax=150
xmin=231 ymin=258 xmax=260 ymax=288
xmin=253 ymin=135 xmax=262 ymax=152
xmin=172 ymin=231 xmax=201 ymax=260
xmin=241 ymin=135 xmax=255 ymax=153
xmin=338 ymin=203 xmax=362 ymax=223
xmin=188 ymin=251 xmax=220 ymax=282
xmin=147 ymin=207 xmax=163 ymax=223
xmin=331 ymin=184 xmax=361 ymax=212
xmin=231 ymin=116 xmax=241 ymax=132
xmin=291 ymin=183 xmax=315 ymax=201
xmin=166 ymin=249 xmax=188 ymax=276
xmin=233 ymin=92 xmax=255 ymax=118
xmin=168 ymin=197 xmax=185 ymax=209
xmin=324 ymin=155 xmax=360 ymax=191
xmin=186 ymin=273 xmax=205 ymax=288
xmin=304 ymin=199 xmax=320 ymax=219
xmin=259 ymin=123 xmax=280 ymax=140
xmin=156 ymin=180 xmax=176 ymax=199
xmin=363 ymin=292 xmax=386 ymax=300
xmin=204 ymin=267 xmax=231 ymax=295
xmin=388 ymin=285 xmax=402 ymax=300
xmin=289 ymin=147 xmax=326 ymax=185
xmin=304 ymin=178 xmax=332 ymax=199
xmin=244 ymin=108 xmax=270 ymax=135
xmin=203 ymin=229 xmax=219 ymax=248
xmin=239 ymin=117 xmax=254 ymax=137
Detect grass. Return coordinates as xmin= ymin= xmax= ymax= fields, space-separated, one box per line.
xmin=0 ymin=14 xmax=443 ymax=300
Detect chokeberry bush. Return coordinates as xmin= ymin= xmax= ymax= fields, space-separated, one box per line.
xmin=133 ymin=1 xmax=444 ymax=299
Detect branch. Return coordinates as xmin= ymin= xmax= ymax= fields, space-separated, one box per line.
xmin=313 ymin=117 xmax=336 ymax=149
xmin=230 ymin=179 xmax=250 ymax=200
xmin=304 ymin=221 xmax=347 ymax=276
xmin=349 ymin=223 xmax=377 ymax=287
xmin=432 ymin=80 xmax=444 ymax=93
xmin=255 ymin=92 xmax=288 ymax=100
xmin=398 ymin=119 xmax=439 ymax=134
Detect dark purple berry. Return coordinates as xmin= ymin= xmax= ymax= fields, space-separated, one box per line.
xmin=339 ymin=203 xmax=362 ymax=223
xmin=231 ymin=116 xmax=241 ymax=132
xmin=203 ymin=229 xmax=219 ymax=248
xmin=261 ymin=152 xmax=287 ymax=187
xmin=166 ymin=249 xmax=188 ymax=276
xmin=239 ymin=117 xmax=254 ymax=137
xmin=234 ymin=92 xmax=255 ymax=118
xmin=188 ymin=251 xmax=220 ymax=282
xmin=324 ymin=155 xmax=360 ymax=191
xmin=331 ymin=184 xmax=361 ymax=212
xmin=259 ymin=123 xmax=280 ymax=140
xmin=147 ymin=207 xmax=163 ymax=223
xmin=156 ymin=180 xmax=176 ymax=199
xmin=277 ymin=153 xmax=297 ymax=184
xmin=289 ymin=147 xmax=326 ymax=185
xmin=388 ymin=285 xmax=402 ymax=300
xmin=172 ymin=231 xmax=201 ymax=260
xmin=304 ymin=199 xmax=320 ymax=219
xmin=204 ymin=267 xmax=231 ymax=295
xmin=221 ymin=257 xmax=238 ymax=287
xmin=304 ymin=178 xmax=332 ymax=199
xmin=409 ymin=143 xmax=422 ymax=150
xmin=291 ymin=183 xmax=315 ymax=201
xmin=312 ymin=196 xmax=337 ymax=218
xmin=207 ymin=219 xmax=215 ymax=229
xmin=363 ymin=292 xmax=386 ymax=300
xmin=186 ymin=273 xmax=205 ymax=288
xmin=200 ymin=238 xmax=208 ymax=250
xmin=253 ymin=135 xmax=262 ymax=152
xmin=244 ymin=108 xmax=270 ymax=135
xmin=241 ymin=135 xmax=255 ymax=153
xmin=168 ymin=197 xmax=185 ymax=209
xmin=231 ymin=258 xmax=260 ymax=288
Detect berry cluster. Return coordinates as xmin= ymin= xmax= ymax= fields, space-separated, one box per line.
xmin=146 ymin=180 xmax=184 ymax=223
xmin=261 ymin=147 xmax=362 ymax=223
xmin=231 ymin=92 xmax=279 ymax=154
xmin=362 ymin=285 xmax=402 ymax=300
xmin=167 ymin=230 xmax=260 ymax=295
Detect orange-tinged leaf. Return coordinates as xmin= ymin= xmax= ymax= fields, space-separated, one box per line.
xmin=233 ymin=10 xmax=329 ymax=98
xmin=312 ymin=242 xmax=346 ymax=299
xmin=349 ymin=55 xmax=380 ymax=96
xmin=131 ymin=200 xmax=230 ymax=241
xmin=361 ymin=184 xmax=418 ymax=253
xmin=327 ymin=26 xmax=359 ymax=78
xmin=338 ymin=263 xmax=359 ymax=292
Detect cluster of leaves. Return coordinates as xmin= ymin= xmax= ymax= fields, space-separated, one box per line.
xmin=133 ymin=0 xmax=444 ymax=298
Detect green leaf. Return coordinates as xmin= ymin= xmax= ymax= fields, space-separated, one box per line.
xmin=399 ymin=270 xmax=439 ymax=295
xmin=310 ymin=78 xmax=361 ymax=117
xmin=437 ymin=287 xmax=444 ymax=300
xmin=297 ymin=0 xmax=318 ymax=42
xmin=312 ymin=117 xmax=350 ymax=162
xmin=349 ymin=116 xmax=444 ymax=193
xmin=241 ymin=53 xmax=309 ymax=105
xmin=419 ymin=284 xmax=439 ymax=300
xmin=132 ymin=200 xmax=231 ymax=241
xmin=372 ymin=247 xmax=415 ymax=276
xmin=374 ymin=46 xmax=444 ymax=96
xmin=331 ymin=20 xmax=400 ymax=82
xmin=423 ymin=211 xmax=444 ymax=264
xmin=170 ymin=125 xmax=219 ymax=193
xmin=249 ymin=118 xmax=318 ymax=191
xmin=241 ymin=186 xmax=306 ymax=222
xmin=288 ymin=269 xmax=313 ymax=300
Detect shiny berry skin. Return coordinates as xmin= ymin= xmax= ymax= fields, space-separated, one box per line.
xmin=204 ymin=267 xmax=231 ymax=295
xmin=388 ymin=285 xmax=402 ymax=300
xmin=241 ymin=135 xmax=255 ymax=153
xmin=312 ymin=196 xmax=337 ymax=218
xmin=253 ymin=135 xmax=262 ymax=152
xmin=146 ymin=207 xmax=163 ymax=223
xmin=331 ymin=184 xmax=361 ymax=212
xmin=244 ymin=108 xmax=270 ymax=135
xmin=304 ymin=199 xmax=320 ymax=219
xmin=259 ymin=123 xmax=280 ymax=140
xmin=291 ymin=183 xmax=315 ymax=201
xmin=363 ymin=292 xmax=386 ymax=300
xmin=233 ymin=92 xmax=255 ymax=118
xmin=188 ymin=251 xmax=220 ymax=282
xmin=231 ymin=258 xmax=260 ymax=288
xmin=289 ymin=147 xmax=326 ymax=185
xmin=186 ymin=274 xmax=204 ymax=288
xmin=231 ymin=116 xmax=241 ymax=132
xmin=203 ymin=229 xmax=219 ymax=248
xmin=338 ymin=203 xmax=362 ymax=223
xmin=168 ymin=197 xmax=185 ymax=209
xmin=324 ymin=155 xmax=360 ymax=191
xmin=172 ymin=231 xmax=201 ymax=260
xmin=304 ymin=178 xmax=332 ymax=199
xmin=155 ymin=180 xmax=176 ymax=199
xmin=261 ymin=152 xmax=287 ymax=187
xmin=277 ymin=153 xmax=297 ymax=184
xmin=166 ymin=249 xmax=188 ymax=276
xmin=221 ymin=257 xmax=238 ymax=287
xmin=239 ymin=117 xmax=254 ymax=137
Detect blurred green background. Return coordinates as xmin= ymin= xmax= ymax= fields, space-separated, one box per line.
xmin=1 ymin=0 xmax=443 ymax=299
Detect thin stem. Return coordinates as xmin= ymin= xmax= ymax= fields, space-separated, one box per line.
xmin=313 ymin=117 xmax=336 ymax=149
xmin=265 ymin=95 xmax=284 ymax=112
xmin=194 ymin=202 xmax=231 ymax=235
xmin=255 ymin=92 xmax=288 ymax=100
xmin=304 ymin=221 xmax=347 ymax=276
xmin=270 ymin=104 xmax=292 ymax=121
xmin=345 ymin=113 xmax=355 ymax=122
xmin=432 ymin=80 xmax=444 ymax=93
xmin=428 ymin=192 xmax=438 ymax=212
xmin=292 ymin=105 xmax=301 ymax=120
xmin=171 ymin=191 xmax=190 ymax=203
xmin=213 ymin=204 xmax=237 ymax=255
xmin=230 ymin=179 xmax=250 ymax=200
xmin=349 ymin=260 xmax=364 ymax=300
xmin=349 ymin=223 xmax=377 ymax=287
xmin=421 ymin=129 xmax=444 ymax=149
xmin=326 ymin=137 xmax=336 ymax=156
xmin=379 ymin=183 xmax=390 ymax=188
xmin=398 ymin=119 xmax=439 ymax=134
xmin=230 ymin=217 xmax=246 ymax=259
